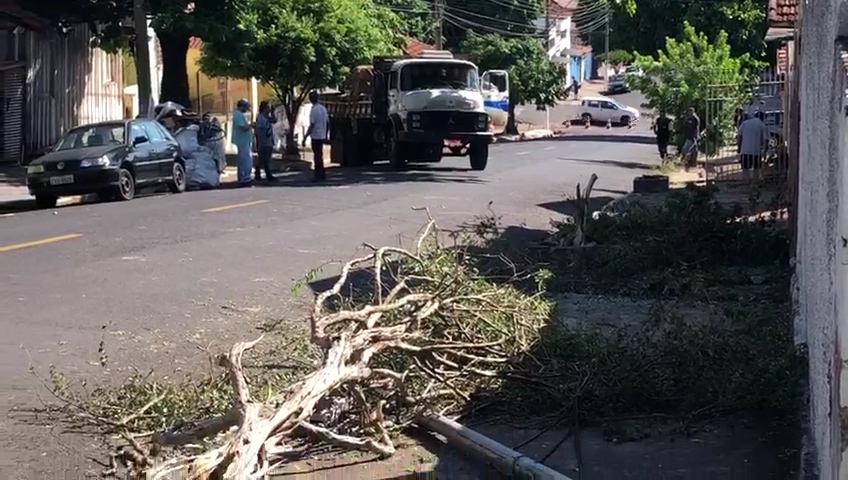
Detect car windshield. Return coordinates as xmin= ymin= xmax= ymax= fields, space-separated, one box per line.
xmin=400 ymin=63 xmax=480 ymax=91
xmin=55 ymin=124 xmax=125 ymax=151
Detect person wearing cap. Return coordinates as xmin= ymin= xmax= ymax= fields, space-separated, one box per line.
xmin=232 ymin=99 xmax=254 ymax=186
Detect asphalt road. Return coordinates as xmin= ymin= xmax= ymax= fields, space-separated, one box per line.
xmin=0 ymin=137 xmax=660 ymax=478
xmin=516 ymin=90 xmax=652 ymax=133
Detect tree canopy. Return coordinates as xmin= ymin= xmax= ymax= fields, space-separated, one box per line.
xmin=628 ymin=23 xmax=756 ymax=152
xmin=461 ymin=33 xmax=565 ymax=135
xmin=589 ymin=0 xmax=768 ymax=61
xmin=200 ymin=0 xmax=399 ymax=144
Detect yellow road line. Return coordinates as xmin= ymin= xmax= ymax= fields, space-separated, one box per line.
xmin=202 ymin=200 xmax=269 ymax=213
xmin=0 ymin=233 xmax=83 ymax=253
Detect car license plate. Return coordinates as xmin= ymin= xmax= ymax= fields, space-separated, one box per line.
xmin=49 ymin=175 xmax=74 ymax=186
xmin=445 ymin=140 xmax=463 ymax=147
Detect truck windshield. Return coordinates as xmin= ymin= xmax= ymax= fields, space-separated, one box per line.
xmin=400 ymin=63 xmax=480 ymax=91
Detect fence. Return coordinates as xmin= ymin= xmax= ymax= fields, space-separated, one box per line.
xmin=703 ymin=68 xmax=791 ymax=187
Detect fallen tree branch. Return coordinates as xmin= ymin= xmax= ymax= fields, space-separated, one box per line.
xmin=64 ymin=214 xmax=552 ymax=479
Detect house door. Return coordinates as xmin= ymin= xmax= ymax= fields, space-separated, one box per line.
xmin=570 ymin=58 xmax=582 ymax=84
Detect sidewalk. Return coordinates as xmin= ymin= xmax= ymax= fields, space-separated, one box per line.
xmin=221 ymin=146 xmax=332 ymax=181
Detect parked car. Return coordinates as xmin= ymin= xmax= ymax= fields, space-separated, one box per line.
xmin=26 ymin=119 xmax=186 ymax=208
xmin=607 ymin=73 xmax=628 ymax=93
xmin=565 ymin=96 xmax=641 ymax=125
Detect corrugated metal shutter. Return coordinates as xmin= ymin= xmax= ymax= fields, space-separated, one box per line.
xmin=3 ymin=67 xmax=25 ymax=163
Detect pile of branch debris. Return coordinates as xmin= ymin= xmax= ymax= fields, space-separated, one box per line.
xmin=104 ymin=218 xmax=551 ymax=478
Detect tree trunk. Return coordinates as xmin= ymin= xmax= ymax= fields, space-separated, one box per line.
xmin=156 ymin=29 xmax=192 ymax=108
xmin=506 ymin=103 xmax=519 ymax=135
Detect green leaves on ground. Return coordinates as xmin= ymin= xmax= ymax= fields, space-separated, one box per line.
xmin=461 ymin=33 xmax=566 ymax=135
xmin=628 ymin=23 xmax=758 ymax=151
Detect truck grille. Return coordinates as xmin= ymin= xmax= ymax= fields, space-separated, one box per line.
xmin=416 ymin=111 xmax=483 ymax=133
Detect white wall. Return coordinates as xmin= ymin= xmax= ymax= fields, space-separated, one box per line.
xmin=797 ymin=0 xmax=848 ymax=477
xmin=537 ymin=16 xmax=572 ymax=61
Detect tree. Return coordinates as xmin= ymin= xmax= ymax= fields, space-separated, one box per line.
xmin=23 ymin=0 xmax=240 ymax=108
xmin=587 ymin=0 xmax=767 ymax=61
xmin=461 ymin=33 xmax=566 ymax=135
xmin=603 ymin=49 xmax=634 ymax=67
xmin=374 ymin=0 xmax=434 ymax=44
xmin=199 ymin=0 xmax=399 ymax=150
xmin=628 ymin=23 xmax=756 ymax=153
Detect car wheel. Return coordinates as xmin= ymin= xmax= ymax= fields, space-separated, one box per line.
xmin=620 ymin=115 xmax=631 ymax=126
xmin=581 ymin=113 xmax=592 ymax=124
xmin=168 ymin=161 xmax=186 ymax=193
xmin=114 ymin=168 xmax=135 ymax=201
xmin=35 ymin=194 xmax=57 ymax=209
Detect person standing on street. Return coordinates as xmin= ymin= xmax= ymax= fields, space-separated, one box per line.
xmin=652 ymin=112 xmax=672 ymax=160
xmin=231 ymin=99 xmax=254 ymax=186
xmin=254 ymin=101 xmax=276 ymax=182
xmin=303 ymin=91 xmax=329 ymax=182
xmin=570 ymin=76 xmax=581 ymax=98
xmin=681 ymin=107 xmax=700 ymax=170
xmin=737 ymin=110 xmax=770 ymax=183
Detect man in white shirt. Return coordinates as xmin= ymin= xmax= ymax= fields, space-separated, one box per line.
xmin=737 ymin=110 xmax=770 ymax=183
xmin=303 ymin=91 xmax=329 ymax=181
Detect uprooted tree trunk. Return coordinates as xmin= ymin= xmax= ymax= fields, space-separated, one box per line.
xmin=562 ymin=173 xmax=598 ymax=247
xmin=106 ymin=215 xmax=550 ymax=479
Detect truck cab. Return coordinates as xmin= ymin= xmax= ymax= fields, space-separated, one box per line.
xmin=324 ymin=51 xmax=505 ymax=171
xmin=377 ymin=51 xmax=495 ymax=170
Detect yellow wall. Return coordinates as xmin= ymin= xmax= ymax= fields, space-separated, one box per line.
xmin=186 ymin=47 xmax=276 ymax=115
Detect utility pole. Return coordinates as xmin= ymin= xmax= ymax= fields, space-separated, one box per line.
xmin=133 ymin=0 xmax=152 ymax=117
xmin=604 ymin=6 xmax=610 ymax=84
xmin=435 ymin=0 xmax=444 ymax=50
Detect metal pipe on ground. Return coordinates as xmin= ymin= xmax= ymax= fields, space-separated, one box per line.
xmin=418 ymin=414 xmax=574 ymax=480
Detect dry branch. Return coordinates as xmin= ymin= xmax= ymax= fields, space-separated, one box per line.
xmin=92 ymin=218 xmax=551 ymax=479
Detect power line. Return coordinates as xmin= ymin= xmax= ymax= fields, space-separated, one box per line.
xmin=442 ymin=10 xmax=545 ymax=37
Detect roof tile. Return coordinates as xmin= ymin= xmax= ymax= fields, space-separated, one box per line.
xmin=768 ymin=0 xmax=798 ymax=27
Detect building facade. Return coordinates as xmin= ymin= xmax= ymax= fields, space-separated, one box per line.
xmin=0 ymin=9 xmax=124 ymax=164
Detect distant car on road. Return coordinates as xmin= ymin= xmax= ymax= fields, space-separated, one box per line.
xmin=26 ymin=119 xmax=186 ymax=208
xmin=565 ymin=96 xmax=641 ymax=126
xmin=607 ymin=73 xmax=628 ymax=93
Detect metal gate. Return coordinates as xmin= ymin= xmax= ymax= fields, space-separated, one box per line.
xmin=0 ymin=64 xmax=25 ymax=164
xmin=704 ymin=69 xmax=788 ymax=184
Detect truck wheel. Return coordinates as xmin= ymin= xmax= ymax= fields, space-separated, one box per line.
xmin=388 ymin=128 xmax=406 ymax=170
xmin=469 ymin=141 xmax=488 ymax=171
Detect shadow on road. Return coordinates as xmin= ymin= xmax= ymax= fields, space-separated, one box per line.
xmin=552 ymin=133 xmax=655 ymax=145
xmin=255 ymin=164 xmax=486 ymax=188
xmin=557 ymin=157 xmax=656 ymax=171
xmin=537 ymin=196 xmax=614 ymax=217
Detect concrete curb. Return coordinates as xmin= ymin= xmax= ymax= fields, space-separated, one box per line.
xmin=419 ymin=414 xmax=573 ymax=479
xmin=0 ymin=194 xmax=86 ymax=214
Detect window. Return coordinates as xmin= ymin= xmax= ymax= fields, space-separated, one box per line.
xmin=587 ymin=101 xmax=600 ymax=108
xmin=601 ymin=101 xmax=618 ymax=110
xmin=129 ymin=123 xmax=147 ymax=144
xmin=387 ymin=71 xmax=397 ymax=90
xmin=140 ymin=122 xmax=165 ymax=143
xmin=399 ymin=63 xmax=480 ymax=91
xmin=55 ymin=124 xmax=125 ymax=150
